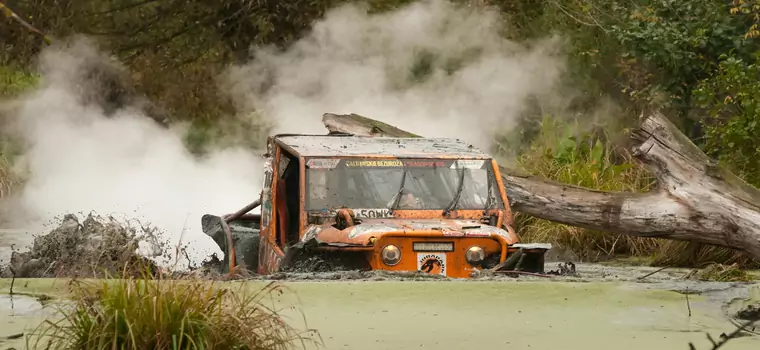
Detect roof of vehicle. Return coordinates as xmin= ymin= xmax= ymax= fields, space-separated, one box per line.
xmin=273 ymin=134 xmax=492 ymax=159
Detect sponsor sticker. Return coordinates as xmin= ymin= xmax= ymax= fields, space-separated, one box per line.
xmin=450 ymin=159 xmax=486 ymax=169
xmin=463 ymin=231 xmax=491 ymax=237
xmin=355 ymin=208 xmax=393 ymax=218
xmin=345 ymin=160 xmax=403 ymax=167
xmin=417 ymin=253 xmax=446 ymax=276
xmin=332 ymin=208 xmax=393 ymax=218
xmin=441 ymin=228 xmax=464 ymax=236
xmin=403 ymin=160 xmax=447 ymax=168
xmin=306 ymin=158 xmax=341 ymax=169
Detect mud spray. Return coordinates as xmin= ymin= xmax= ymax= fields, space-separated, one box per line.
xmin=1 ymin=0 xmax=566 ymax=269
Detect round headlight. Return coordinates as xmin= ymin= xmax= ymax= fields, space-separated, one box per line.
xmin=381 ymin=245 xmax=401 ymax=266
xmin=466 ymin=246 xmax=485 ymax=265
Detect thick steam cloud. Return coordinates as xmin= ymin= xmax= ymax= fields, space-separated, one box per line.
xmin=227 ymin=0 xmax=566 ymax=151
xmin=3 ymin=39 xmax=263 ymax=267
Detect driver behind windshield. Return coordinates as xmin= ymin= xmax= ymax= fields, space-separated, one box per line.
xmin=388 ymin=188 xmax=425 ymax=210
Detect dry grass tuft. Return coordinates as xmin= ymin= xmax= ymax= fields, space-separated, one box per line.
xmin=691 ymin=263 xmax=754 ymax=282
xmin=28 ymin=262 xmax=321 ymax=350
xmin=652 ymin=241 xmax=759 ymax=269
xmin=516 ymin=214 xmax=664 ymax=261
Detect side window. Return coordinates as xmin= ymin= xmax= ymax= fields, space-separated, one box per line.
xmin=261 ymin=144 xmax=275 ymax=230
xmin=278 ymin=152 xmax=291 ymax=178
xmin=307 ymin=170 xmax=328 ymax=209
xmin=274 ymin=146 xmax=301 ymax=246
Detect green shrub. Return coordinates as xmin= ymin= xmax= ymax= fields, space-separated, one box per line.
xmin=0 ymin=65 xmax=38 ymax=97
xmin=693 ymin=55 xmax=760 ymax=187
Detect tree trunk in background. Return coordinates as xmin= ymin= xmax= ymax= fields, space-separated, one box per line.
xmin=321 ymin=111 xmax=760 ymax=259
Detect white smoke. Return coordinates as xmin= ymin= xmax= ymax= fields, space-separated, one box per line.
xmin=4 ymin=39 xmax=264 ymax=267
xmin=226 ymin=0 xmax=565 ymax=151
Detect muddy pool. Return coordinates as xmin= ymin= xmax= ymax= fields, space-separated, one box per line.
xmin=0 ymin=272 xmax=758 ymax=350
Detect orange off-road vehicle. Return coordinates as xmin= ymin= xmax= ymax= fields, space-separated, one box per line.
xmin=201 ymin=133 xmax=551 ymax=278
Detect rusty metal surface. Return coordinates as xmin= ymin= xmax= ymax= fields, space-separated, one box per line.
xmin=274 ymin=135 xmax=490 ymax=159
xmin=310 ymin=218 xmax=517 ymax=247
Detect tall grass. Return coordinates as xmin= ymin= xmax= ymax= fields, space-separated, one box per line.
xmin=651 ymin=241 xmax=759 ymax=269
xmin=0 ymin=65 xmax=38 ymax=98
xmin=29 ymin=264 xmax=321 ymax=350
xmin=513 ymin=115 xmax=662 ymax=260
xmin=0 ymin=154 xmax=16 ymax=198
xmin=0 ymin=65 xmax=36 ymax=197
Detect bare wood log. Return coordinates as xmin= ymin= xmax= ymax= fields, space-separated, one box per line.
xmin=0 ymin=1 xmax=54 ymax=44
xmin=320 ymin=112 xmax=760 ymax=258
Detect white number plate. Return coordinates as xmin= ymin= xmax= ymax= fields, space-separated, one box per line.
xmin=413 ymin=242 xmax=454 ymax=252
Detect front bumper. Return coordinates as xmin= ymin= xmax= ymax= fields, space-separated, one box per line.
xmin=365 ymin=232 xmax=517 ymax=278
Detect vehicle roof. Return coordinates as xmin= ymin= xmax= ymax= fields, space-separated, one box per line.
xmin=273 ymin=134 xmax=491 ymax=159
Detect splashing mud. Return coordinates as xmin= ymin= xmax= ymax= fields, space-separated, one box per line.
xmin=0 ymin=214 xmax=163 ymax=278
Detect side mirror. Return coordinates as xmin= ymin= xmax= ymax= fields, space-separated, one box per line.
xmin=201 ymin=214 xmax=223 ymax=235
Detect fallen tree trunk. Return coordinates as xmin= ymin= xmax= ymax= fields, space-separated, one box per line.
xmin=321 ymin=111 xmax=760 ymax=258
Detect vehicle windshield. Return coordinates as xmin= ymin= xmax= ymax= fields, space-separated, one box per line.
xmin=305 ymin=158 xmax=504 ymax=212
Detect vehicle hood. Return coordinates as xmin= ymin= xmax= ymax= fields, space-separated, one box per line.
xmin=302 ymin=218 xmax=518 ymax=247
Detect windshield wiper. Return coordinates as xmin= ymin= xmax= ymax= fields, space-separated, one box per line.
xmin=388 ymin=165 xmax=408 ymax=213
xmin=443 ymin=164 xmax=466 ymax=216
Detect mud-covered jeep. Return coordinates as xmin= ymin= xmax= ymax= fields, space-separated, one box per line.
xmin=202 ymin=134 xmax=551 ymax=278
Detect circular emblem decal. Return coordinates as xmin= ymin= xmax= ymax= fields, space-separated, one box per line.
xmin=417 ymin=253 xmax=446 ymax=275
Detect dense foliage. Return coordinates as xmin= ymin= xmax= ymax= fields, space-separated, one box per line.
xmin=2 ymin=0 xmax=759 ymax=263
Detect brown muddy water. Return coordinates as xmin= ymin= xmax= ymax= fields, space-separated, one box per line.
xmin=0 ymin=272 xmax=759 ymax=350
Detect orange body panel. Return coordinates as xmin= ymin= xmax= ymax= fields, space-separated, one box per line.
xmin=368 ymin=234 xmax=505 ymax=278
